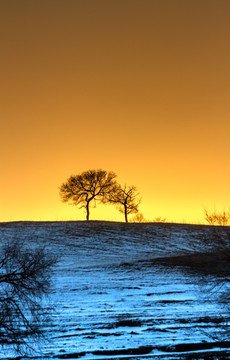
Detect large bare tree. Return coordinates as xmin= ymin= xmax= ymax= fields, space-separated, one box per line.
xmin=59 ymin=169 xmax=117 ymax=220
xmin=108 ymin=184 xmax=141 ymax=223
xmin=0 ymin=240 xmax=57 ymax=353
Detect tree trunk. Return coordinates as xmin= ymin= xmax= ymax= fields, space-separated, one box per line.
xmin=86 ymin=202 xmax=90 ymax=221
xmin=125 ymin=206 xmax=128 ymax=223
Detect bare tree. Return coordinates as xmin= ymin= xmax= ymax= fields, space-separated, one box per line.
xmin=0 ymin=240 xmax=57 ymax=353
xmin=59 ymin=169 xmax=117 ymax=221
xmin=108 ymin=184 xmax=141 ymax=223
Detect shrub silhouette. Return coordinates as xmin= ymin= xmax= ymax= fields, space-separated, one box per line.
xmin=204 ymin=208 xmax=230 ymax=226
xmin=131 ymin=212 xmax=147 ymax=223
xmin=153 ymin=216 xmax=166 ymax=223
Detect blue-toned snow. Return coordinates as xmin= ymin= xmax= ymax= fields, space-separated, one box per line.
xmin=0 ymin=221 xmax=229 ymax=359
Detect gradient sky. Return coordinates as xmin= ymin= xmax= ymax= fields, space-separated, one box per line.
xmin=1 ymin=0 xmax=230 ymax=223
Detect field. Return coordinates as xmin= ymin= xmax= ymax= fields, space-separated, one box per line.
xmin=0 ymin=221 xmax=229 ymax=359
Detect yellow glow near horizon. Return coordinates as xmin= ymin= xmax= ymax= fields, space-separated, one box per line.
xmin=1 ymin=0 xmax=230 ymax=224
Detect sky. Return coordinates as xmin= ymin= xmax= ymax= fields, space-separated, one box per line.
xmin=1 ymin=0 xmax=230 ymax=223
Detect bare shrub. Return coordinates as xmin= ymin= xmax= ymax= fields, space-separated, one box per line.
xmin=131 ymin=212 xmax=146 ymax=223
xmin=204 ymin=209 xmax=230 ymax=226
xmin=152 ymin=216 xmax=166 ymax=223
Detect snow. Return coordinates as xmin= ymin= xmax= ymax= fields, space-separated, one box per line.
xmin=0 ymin=221 xmax=229 ymax=359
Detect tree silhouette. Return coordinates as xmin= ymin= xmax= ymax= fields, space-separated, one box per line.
xmin=108 ymin=184 xmax=141 ymax=223
xmin=0 ymin=240 xmax=57 ymax=352
xmin=60 ymin=169 xmax=117 ymax=220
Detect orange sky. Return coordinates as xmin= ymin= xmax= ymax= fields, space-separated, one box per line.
xmin=1 ymin=0 xmax=230 ymax=223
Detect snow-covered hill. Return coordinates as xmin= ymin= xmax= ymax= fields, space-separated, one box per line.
xmin=0 ymin=221 xmax=229 ymax=359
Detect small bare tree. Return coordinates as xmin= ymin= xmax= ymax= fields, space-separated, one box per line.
xmin=108 ymin=184 xmax=141 ymax=223
xmin=0 ymin=240 xmax=57 ymax=353
xmin=59 ymin=169 xmax=117 ymax=221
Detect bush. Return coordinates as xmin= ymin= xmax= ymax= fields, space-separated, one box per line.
xmin=152 ymin=216 xmax=166 ymax=223
xmin=204 ymin=209 xmax=230 ymax=226
xmin=131 ymin=212 xmax=146 ymax=223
